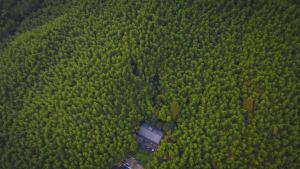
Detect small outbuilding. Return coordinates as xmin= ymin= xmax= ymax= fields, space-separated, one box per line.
xmin=137 ymin=123 xmax=163 ymax=152
xmin=112 ymin=157 xmax=144 ymax=169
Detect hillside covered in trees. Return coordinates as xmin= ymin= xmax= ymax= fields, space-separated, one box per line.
xmin=0 ymin=0 xmax=299 ymax=168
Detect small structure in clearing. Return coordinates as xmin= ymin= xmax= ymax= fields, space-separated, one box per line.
xmin=112 ymin=124 xmax=163 ymax=169
xmin=112 ymin=157 xmax=144 ymax=169
xmin=137 ymin=123 xmax=164 ymax=152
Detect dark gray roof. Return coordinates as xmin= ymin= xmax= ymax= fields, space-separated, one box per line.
xmin=138 ymin=123 xmax=163 ymax=144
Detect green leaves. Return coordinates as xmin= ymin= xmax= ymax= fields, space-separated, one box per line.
xmin=169 ymin=101 xmax=180 ymax=121
xmin=0 ymin=0 xmax=299 ymax=169
xmin=243 ymin=97 xmax=254 ymax=112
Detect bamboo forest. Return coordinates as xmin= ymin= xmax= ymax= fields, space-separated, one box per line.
xmin=0 ymin=0 xmax=299 ymax=169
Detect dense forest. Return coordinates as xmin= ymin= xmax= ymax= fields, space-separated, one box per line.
xmin=0 ymin=0 xmax=299 ymax=168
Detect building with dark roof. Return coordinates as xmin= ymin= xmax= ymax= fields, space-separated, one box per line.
xmin=137 ymin=123 xmax=163 ymax=152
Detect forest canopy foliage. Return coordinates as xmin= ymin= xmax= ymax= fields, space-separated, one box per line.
xmin=0 ymin=0 xmax=299 ymax=169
